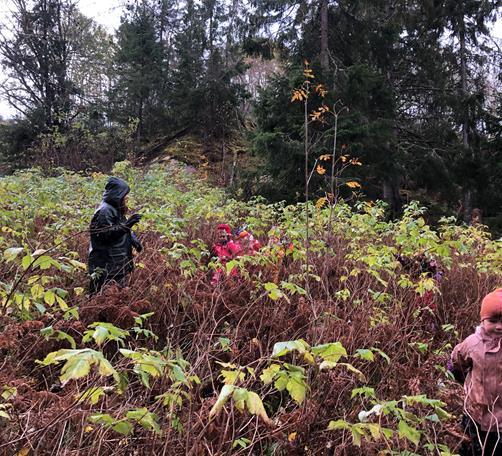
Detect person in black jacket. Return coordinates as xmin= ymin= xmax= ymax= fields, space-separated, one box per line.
xmin=88 ymin=177 xmax=143 ymax=294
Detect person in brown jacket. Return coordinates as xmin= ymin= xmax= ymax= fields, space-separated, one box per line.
xmin=449 ymin=288 xmax=502 ymax=456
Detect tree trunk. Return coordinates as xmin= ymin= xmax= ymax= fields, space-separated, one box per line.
xmin=221 ymin=141 xmax=226 ymax=184
xmin=229 ymin=145 xmax=237 ymax=187
xmin=320 ymin=0 xmax=329 ymax=73
xmin=463 ymin=189 xmax=473 ymax=224
xmin=135 ymin=99 xmax=143 ymax=154
xmin=383 ymin=176 xmax=402 ymax=219
xmin=459 ymin=19 xmax=468 ymax=150
xmin=459 ymin=11 xmax=474 ymax=223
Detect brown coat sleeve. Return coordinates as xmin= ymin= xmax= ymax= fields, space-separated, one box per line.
xmin=450 ymin=339 xmax=473 ymax=384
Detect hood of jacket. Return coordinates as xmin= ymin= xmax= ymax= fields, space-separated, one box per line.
xmin=476 ymin=325 xmax=502 ymax=351
xmin=102 ymin=177 xmax=130 ymax=208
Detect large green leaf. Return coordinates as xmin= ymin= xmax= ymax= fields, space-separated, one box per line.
xmin=312 ymin=342 xmax=347 ymax=362
xmin=286 ymin=370 xmax=308 ymax=404
xmin=38 ymin=348 xmax=119 ymax=384
xmin=355 ymin=348 xmax=375 ymax=361
xmin=112 ymin=420 xmax=134 ymax=435
xmin=260 ymin=364 xmax=281 ymax=384
xmin=126 ymin=408 xmax=161 ymax=434
xmin=60 ymin=356 xmax=91 ymax=382
xmin=398 ymin=420 xmax=421 ymax=446
xmin=271 ymin=339 xmax=309 ymax=358
xmin=77 ymin=387 xmax=106 ymax=405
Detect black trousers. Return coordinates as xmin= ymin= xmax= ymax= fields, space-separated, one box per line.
xmin=89 ymin=270 xmax=128 ymax=294
xmin=460 ymin=416 xmax=501 ymax=456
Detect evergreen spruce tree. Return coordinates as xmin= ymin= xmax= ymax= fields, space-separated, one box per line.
xmin=109 ymin=0 xmax=164 ymax=142
xmin=170 ymin=0 xmax=206 ymax=132
xmin=440 ymin=0 xmax=499 ymax=221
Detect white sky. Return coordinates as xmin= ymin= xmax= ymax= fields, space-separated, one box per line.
xmin=0 ymin=0 xmax=501 ymax=119
xmin=75 ymin=0 xmax=123 ymax=33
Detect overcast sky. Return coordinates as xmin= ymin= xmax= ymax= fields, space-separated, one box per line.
xmin=0 ymin=0 xmax=500 ymax=118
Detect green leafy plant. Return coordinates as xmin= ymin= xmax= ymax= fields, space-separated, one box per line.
xmin=89 ymin=407 xmax=161 ymax=435
xmin=209 ymin=385 xmax=273 ymax=426
xmin=83 ymin=322 xmax=129 ymax=346
xmin=328 ymin=394 xmax=453 ymax=450
xmin=38 ymin=348 xmax=120 ymax=384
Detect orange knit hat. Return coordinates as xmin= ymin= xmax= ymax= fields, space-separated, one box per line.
xmin=480 ymin=288 xmax=502 ymax=320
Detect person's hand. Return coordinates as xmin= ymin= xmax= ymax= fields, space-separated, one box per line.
xmin=125 ymin=214 xmax=142 ymax=228
xmin=132 ymin=238 xmax=143 ymax=253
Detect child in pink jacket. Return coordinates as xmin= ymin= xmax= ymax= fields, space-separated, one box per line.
xmin=235 ymin=226 xmax=261 ymax=256
xmin=449 ymin=289 xmax=502 ymax=456
xmin=210 ymin=223 xmax=242 ymax=285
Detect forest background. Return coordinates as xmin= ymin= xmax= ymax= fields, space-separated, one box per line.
xmin=0 ymin=0 xmax=501 ymax=231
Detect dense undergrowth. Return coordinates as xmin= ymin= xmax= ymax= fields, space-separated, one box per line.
xmin=0 ymin=161 xmax=500 ymax=455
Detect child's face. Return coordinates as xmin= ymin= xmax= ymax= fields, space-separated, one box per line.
xmin=483 ymin=314 xmax=502 ymax=337
xmin=218 ymin=229 xmax=229 ymax=242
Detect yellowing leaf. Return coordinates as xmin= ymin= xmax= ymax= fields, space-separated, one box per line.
xmin=60 ymin=357 xmax=91 ymax=382
xmin=346 ymin=181 xmax=361 ymax=189
xmin=315 ymin=84 xmax=327 ymax=97
xmin=291 ymin=89 xmax=307 ymax=102
xmin=209 ymin=384 xmax=234 ymax=419
xmin=84 ymin=426 xmax=94 ymax=433
xmin=1 ymin=386 xmax=17 ymax=401
xmin=316 ymin=197 xmax=327 ymax=210
xmin=328 ymin=419 xmax=351 ymax=431
xmin=97 ymin=357 xmax=117 ymax=378
xmin=260 ymin=364 xmax=281 ymax=384
xmin=220 ymin=369 xmax=245 ymax=385
xmin=338 ymin=363 xmax=367 ymax=382
xmin=312 ymin=342 xmax=347 ymax=362
xmin=245 ymin=391 xmax=273 ymax=426
xmin=56 ymin=295 xmax=69 ymax=311
xmin=288 ymin=432 xmax=297 ymax=442
xmin=291 ymin=91 xmax=301 ymax=102
xmin=367 ymin=423 xmax=382 ymax=440
xmin=303 ymin=68 xmax=315 ymax=79
xmin=286 ymin=375 xmax=307 ymax=404
xmin=44 ymin=290 xmax=56 ymax=306
xmin=274 ymin=373 xmax=288 ymax=391
xmin=22 ymin=255 xmax=33 ymax=270
xmin=77 ymin=387 xmax=106 ymax=405
xmin=310 ymin=110 xmax=322 ymax=121
xmin=74 ymin=287 xmax=85 ymax=296
xmin=30 ymin=284 xmax=44 ymax=299
xmin=316 ymin=165 xmax=326 ymax=175
xmin=319 ymin=154 xmax=331 ymax=161
xmin=16 ymin=448 xmax=30 ymax=456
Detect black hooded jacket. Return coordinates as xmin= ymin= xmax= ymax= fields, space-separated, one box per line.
xmin=88 ymin=177 xmax=140 ymax=277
